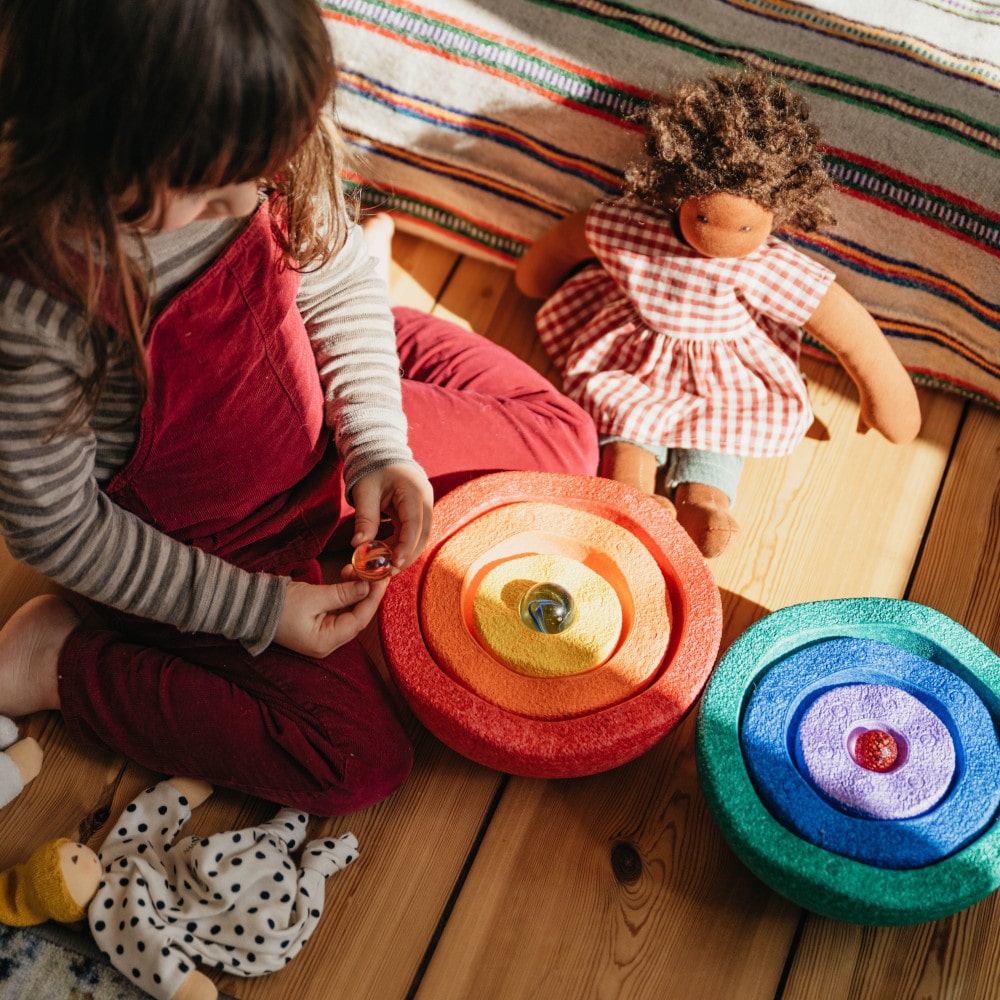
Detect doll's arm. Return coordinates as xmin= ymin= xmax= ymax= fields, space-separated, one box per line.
xmin=165 ymin=777 xmax=213 ymax=810
xmin=515 ymin=210 xmax=593 ymax=300
xmin=101 ymin=780 xmax=210 ymax=858
xmin=803 ymin=282 xmax=921 ymax=443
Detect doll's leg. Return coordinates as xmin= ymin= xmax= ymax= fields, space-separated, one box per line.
xmin=665 ymin=450 xmax=743 ymax=559
xmin=392 ymin=307 xmax=599 ymax=497
xmin=598 ymin=438 xmax=675 ymax=514
xmin=56 ymin=622 xmax=413 ymax=816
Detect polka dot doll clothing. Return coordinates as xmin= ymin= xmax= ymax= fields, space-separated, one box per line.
xmin=89 ymin=781 xmax=358 ymax=999
xmin=535 ymin=200 xmax=836 ymax=457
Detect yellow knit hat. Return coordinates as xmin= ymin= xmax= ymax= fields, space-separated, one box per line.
xmin=0 ymin=838 xmax=89 ymax=925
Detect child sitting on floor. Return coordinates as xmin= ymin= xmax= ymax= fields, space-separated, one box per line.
xmin=0 ymin=0 xmax=597 ymax=815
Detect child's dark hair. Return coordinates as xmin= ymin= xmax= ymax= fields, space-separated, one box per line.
xmin=624 ymin=71 xmax=835 ymax=232
xmin=0 ymin=0 xmax=345 ymax=428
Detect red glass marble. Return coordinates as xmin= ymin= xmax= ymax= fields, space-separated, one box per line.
xmin=853 ymin=729 xmax=899 ymax=772
xmin=352 ymin=539 xmax=394 ymax=580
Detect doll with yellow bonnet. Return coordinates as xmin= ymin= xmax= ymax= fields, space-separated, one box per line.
xmin=0 ymin=776 xmax=357 ymax=1000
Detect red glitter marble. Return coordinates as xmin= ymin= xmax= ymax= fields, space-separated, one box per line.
xmin=352 ymin=539 xmax=394 ymax=580
xmin=853 ymin=729 xmax=899 ymax=772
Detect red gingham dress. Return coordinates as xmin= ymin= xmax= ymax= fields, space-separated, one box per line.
xmin=535 ymin=200 xmax=836 ymax=457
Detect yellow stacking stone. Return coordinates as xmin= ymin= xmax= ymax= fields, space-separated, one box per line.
xmin=472 ymin=553 xmax=622 ymax=677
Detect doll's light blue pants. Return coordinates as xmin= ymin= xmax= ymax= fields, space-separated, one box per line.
xmin=601 ymin=436 xmax=744 ymax=503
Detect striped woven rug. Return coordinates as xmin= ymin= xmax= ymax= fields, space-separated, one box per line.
xmin=322 ymin=0 xmax=1000 ymax=407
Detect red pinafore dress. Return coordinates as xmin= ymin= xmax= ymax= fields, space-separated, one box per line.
xmin=58 ymin=202 xmax=412 ymax=814
xmin=46 ymin=200 xmax=598 ymax=813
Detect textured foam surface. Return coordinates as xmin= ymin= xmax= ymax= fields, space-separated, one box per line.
xmin=740 ymin=638 xmax=999 ymax=868
xmin=419 ymin=500 xmax=669 ymax=719
xmin=381 ymin=471 xmax=722 ymax=778
xmin=797 ymin=684 xmax=954 ymax=819
xmin=472 ymin=554 xmax=621 ymax=677
xmin=696 ymin=598 xmax=1000 ymax=925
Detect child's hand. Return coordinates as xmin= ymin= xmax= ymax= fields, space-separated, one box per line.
xmin=350 ymin=463 xmax=434 ymax=572
xmin=274 ymin=579 xmax=389 ymax=658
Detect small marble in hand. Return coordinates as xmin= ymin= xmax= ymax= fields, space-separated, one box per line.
xmin=352 ymin=539 xmax=394 ymax=580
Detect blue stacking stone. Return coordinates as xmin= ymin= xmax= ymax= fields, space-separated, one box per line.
xmin=740 ymin=636 xmax=1000 ymax=869
xmin=696 ymin=598 xmax=1000 ymax=925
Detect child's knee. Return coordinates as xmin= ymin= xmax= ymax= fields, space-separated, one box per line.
xmin=542 ymin=394 xmax=600 ymax=474
xmin=339 ymin=734 xmax=415 ymax=814
xmin=303 ymin=730 xmax=414 ymax=817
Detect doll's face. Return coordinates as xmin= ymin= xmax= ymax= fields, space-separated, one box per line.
xmin=678 ymin=192 xmax=773 ymax=258
xmin=58 ymin=840 xmax=102 ymax=907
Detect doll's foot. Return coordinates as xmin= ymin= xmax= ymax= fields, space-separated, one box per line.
xmin=674 ymin=483 xmax=739 ymax=558
xmin=650 ymin=493 xmax=677 ymax=515
xmin=6 ymin=737 xmax=43 ymax=786
xmin=360 ymin=212 xmax=395 ymax=286
xmin=172 ymin=968 xmax=219 ymax=1000
xmin=0 ymin=595 xmax=78 ymax=716
xmin=600 ymin=441 xmax=676 ymax=514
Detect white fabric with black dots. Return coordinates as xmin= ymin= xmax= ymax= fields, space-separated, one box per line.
xmin=88 ymin=781 xmax=358 ymax=1000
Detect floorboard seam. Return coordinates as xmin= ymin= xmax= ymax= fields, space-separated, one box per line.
xmin=404 ymin=774 xmax=511 ymax=1000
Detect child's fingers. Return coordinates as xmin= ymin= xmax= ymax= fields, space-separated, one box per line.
xmin=388 ymin=492 xmax=432 ymax=568
xmin=317 ymin=579 xmax=373 ymax=611
xmin=276 ymin=579 xmax=390 ymax=657
xmin=313 ymin=580 xmax=388 ymax=648
xmin=350 ymin=504 xmax=384 ymax=548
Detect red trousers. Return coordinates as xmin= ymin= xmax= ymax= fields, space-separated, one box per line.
xmin=58 ymin=308 xmax=598 ymax=815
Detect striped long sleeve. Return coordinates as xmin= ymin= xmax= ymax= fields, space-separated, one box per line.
xmin=0 ymin=214 xmax=412 ymax=652
xmin=298 ymin=224 xmax=416 ymax=495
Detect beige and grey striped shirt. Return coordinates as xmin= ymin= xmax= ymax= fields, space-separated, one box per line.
xmin=0 ymin=217 xmax=412 ymax=654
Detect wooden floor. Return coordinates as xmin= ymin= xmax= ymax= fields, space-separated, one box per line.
xmin=2 ymin=229 xmax=999 ymax=999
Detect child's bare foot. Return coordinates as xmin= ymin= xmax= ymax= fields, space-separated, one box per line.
xmin=674 ymin=482 xmax=739 ymax=558
xmin=360 ymin=212 xmax=395 ymax=287
xmin=0 ymin=595 xmax=78 ymax=716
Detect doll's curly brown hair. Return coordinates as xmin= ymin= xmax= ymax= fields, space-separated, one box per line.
xmin=624 ymin=71 xmax=835 ymax=232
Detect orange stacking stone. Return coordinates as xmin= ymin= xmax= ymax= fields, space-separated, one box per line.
xmin=421 ymin=503 xmax=668 ymax=718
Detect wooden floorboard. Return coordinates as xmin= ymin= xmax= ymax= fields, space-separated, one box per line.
xmin=783 ymin=402 xmax=1000 ymax=1000
xmin=0 ymin=232 xmax=996 ymax=999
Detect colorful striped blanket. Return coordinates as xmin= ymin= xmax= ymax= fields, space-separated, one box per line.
xmin=322 ymin=0 xmax=1000 ymax=407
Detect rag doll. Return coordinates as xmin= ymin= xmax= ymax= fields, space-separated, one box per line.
xmin=516 ymin=71 xmax=921 ymax=557
xmin=0 ymin=777 xmax=358 ymax=1000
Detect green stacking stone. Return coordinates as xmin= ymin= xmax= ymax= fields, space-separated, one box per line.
xmin=696 ymin=598 xmax=1000 ymax=925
